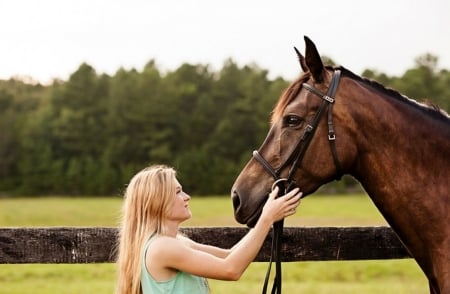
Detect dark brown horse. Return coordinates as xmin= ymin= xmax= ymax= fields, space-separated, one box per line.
xmin=231 ymin=36 xmax=450 ymax=293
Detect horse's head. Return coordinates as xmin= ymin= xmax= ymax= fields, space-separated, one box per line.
xmin=231 ymin=36 xmax=358 ymax=227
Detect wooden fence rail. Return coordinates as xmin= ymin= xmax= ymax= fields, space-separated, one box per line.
xmin=0 ymin=226 xmax=410 ymax=264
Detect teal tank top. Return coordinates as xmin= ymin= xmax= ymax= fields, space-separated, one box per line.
xmin=141 ymin=236 xmax=209 ymax=294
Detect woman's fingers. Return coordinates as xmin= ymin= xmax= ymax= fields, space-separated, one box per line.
xmin=285 ymin=187 xmax=301 ymax=199
xmin=282 ymin=188 xmax=301 ymax=216
xmin=268 ymin=186 xmax=279 ymax=200
xmin=265 ymin=185 xmax=302 ymax=221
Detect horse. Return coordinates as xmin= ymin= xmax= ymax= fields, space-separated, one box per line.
xmin=231 ymin=36 xmax=450 ymax=293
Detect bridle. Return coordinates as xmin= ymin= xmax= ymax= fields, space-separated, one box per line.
xmin=253 ymin=69 xmax=343 ymax=191
xmin=255 ymin=69 xmax=342 ymax=294
xmin=257 ymin=69 xmax=342 ymax=294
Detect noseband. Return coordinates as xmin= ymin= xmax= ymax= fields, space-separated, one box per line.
xmin=255 ymin=70 xmax=342 ymax=294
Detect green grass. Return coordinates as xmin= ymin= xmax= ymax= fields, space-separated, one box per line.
xmin=0 ymin=196 xmax=123 ymax=227
xmin=0 ymin=194 xmax=388 ymax=227
xmin=0 ymin=195 xmax=428 ymax=293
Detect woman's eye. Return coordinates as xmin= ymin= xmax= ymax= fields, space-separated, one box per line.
xmin=284 ymin=115 xmax=303 ymax=127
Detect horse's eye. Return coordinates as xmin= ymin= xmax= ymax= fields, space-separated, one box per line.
xmin=284 ymin=115 xmax=303 ymax=127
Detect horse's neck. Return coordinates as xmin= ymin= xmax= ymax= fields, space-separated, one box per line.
xmin=345 ymin=79 xmax=450 ymax=284
xmin=348 ymin=83 xmax=450 ymax=206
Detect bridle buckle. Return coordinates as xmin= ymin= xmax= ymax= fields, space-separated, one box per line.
xmin=323 ymin=95 xmax=334 ymax=103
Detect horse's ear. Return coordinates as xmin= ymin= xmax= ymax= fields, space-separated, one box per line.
xmin=294 ymin=47 xmax=307 ymax=72
xmin=304 ymin=36 xmax=324 ymax=82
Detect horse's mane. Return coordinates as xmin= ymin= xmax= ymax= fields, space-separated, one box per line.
xmin=338 ymin=66 xmax=450 ymax=123
xmin=271 ymin=66 xmax=449 ymax=124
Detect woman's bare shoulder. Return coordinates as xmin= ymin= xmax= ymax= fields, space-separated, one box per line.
xmin=148 ymin=235 xmax=191 ymax=255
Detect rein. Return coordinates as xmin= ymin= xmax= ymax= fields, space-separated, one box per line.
xmin=255 ymin=70 xmax=342 ymax=294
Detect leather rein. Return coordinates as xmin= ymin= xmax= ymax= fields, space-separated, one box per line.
xmin=254 ymin=70 xmax=342 ymax=294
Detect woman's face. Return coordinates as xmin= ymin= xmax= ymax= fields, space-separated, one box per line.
xmin=166 ymin=179 xmax=192 ymax=222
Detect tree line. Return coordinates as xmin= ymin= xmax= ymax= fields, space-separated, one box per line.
xmin=1 ymin=54 xmax=449 ymax=196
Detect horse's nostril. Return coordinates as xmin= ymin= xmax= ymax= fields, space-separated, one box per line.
xmin=232 ymin=191 xmax=241 ymax=211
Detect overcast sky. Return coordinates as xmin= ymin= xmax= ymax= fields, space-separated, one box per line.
xmin=1 ymin=0 xmax=449 ymax=84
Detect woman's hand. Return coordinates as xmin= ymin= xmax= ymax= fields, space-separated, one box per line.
xmin=260 ymin=186 xmax=302 ymax=224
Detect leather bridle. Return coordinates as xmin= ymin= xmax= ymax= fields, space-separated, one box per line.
xmin=255 ymin=70 xmax=342 ymax=294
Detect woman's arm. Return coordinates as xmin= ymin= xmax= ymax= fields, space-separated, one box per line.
xmin=180 ymin=236 xmax=231 ymax=258
xmin=148 ymin=187 xmax=301 ymax=281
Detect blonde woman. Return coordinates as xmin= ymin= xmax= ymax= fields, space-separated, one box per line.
xmin=116 ymin=165 xmax=301 ymax=294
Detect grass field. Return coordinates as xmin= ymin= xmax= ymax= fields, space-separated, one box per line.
xmin=0 ymin=194 xmax=428 ymax=293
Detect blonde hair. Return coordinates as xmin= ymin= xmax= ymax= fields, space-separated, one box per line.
xmin=116 ymin=165 xmax=177 ymax=294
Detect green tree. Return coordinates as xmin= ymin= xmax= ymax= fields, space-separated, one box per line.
xmin=2 ymin=53 xmax=449 ymax=196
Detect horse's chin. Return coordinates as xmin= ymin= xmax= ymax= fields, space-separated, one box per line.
xmin=243 ymin=196 xmax=267 ymax=228
xmin=242 ymin=185 xmax=313 ymax=227
xmin=246 ymin=208 xmax=263 ymax=228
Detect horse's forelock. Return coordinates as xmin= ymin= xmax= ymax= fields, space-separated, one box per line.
xmin=271 ymin=74 xmax=309 ymax=124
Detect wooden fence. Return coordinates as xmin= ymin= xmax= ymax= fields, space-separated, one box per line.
xmin=0 ymin=226 xmax=410 ymax=264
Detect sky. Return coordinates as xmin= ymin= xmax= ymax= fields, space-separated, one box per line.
xmin=1 ymin=0 xmax=449 ymax=84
